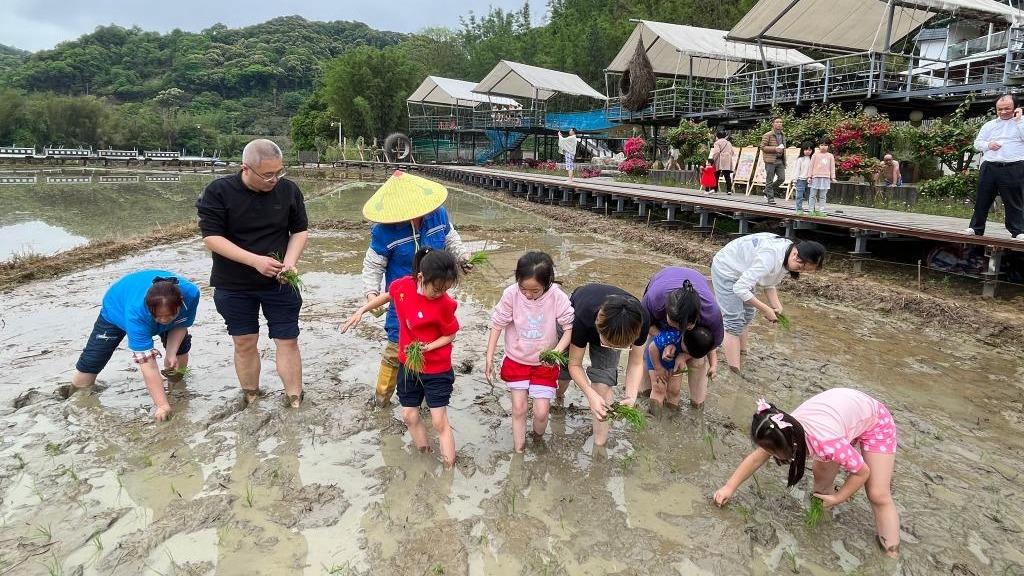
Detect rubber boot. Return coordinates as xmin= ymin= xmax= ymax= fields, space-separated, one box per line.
xmin=374 ymin=342 xmax=400 ymax=406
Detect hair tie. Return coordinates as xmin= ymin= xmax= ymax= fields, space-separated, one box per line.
xmin=152 ymin=276 xmax=179 ymax=285
xmin=682 ymin=279 xmax=694 ymax=291
xmin=770 ymin=413 xmax=792 ymax=429
xmin=756 ymin=398 xmax=771 ymax=413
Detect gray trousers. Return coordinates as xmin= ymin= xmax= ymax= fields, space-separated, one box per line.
xmin=764 ymin=162 xmax=785 ymax=200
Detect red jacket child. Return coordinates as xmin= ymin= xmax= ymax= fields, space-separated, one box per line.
xmin=700 ymin=163 xmax=719 ymax=190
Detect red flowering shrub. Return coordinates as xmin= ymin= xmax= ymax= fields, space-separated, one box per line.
xmin=619 ymin=157 xmax=650 ymax=176
xmin=623 ymin=136 xmax=646 ymax=158
xmin=579 ymin=167 xmax=603 ymax=178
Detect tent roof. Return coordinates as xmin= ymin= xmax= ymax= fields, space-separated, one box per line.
xmin=472 ymin=60 xmax=607 ymax=101
xmin=606 ymin=20 xmax=816 ymax=79
xmin=407 ymin=76 xmax=517 ymax=108
xmin=727 ymin=0 xmax=1023 ymax=53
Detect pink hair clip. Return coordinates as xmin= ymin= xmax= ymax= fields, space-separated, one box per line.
xmin=756 ymin=398 xmax=771 ymax=413
xmin=770 ymin=413 xmax=792 ymax=429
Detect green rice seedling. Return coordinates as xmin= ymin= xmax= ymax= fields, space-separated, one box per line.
xmin=41 ymin=552 xmax=63 ymax=576
xmin=217 ymin=525 xmax=231 ymax=546
xmin=44 ymin=442 xmax=62 ymax=457
xmin=244 ymin=482 xmax=255 ymax=508
xmin=33 ymin=523 xmax=52 ymax=542
xmin=404 ymin=342 xmax=426 ymax=374
xmin=92 ymin=534 xmax=103 ymax=551
xmin=161 ymin=366 xmax=192 ymax=380
xmin=13 ymin=453 xmax=26 ymax=470
xmin=431 ymin=564 xmax=445 ymax=575
xmin=775 ymin=312 xmax=792 ymax=331
xmin=467 ymin=251 xmax=489 ymax=266
xmin=805 ymin=496 xmax=825 ymax=530
xmin=538 ymin=349 xmax=568 ymax=366
xmin=703 ymin=430 xmax=717 ymax=461
xmin=270 ymin=252 xmax=304 ymax=294
xmin=606 ymin=402 xmax=647 ymax=432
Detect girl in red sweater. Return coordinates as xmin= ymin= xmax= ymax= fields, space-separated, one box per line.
xmin=700 ymin=158 xmax=719 ymax=193
xmin=343 ymin=248 xmax=462 ymax=468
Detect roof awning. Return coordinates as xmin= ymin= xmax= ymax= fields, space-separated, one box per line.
xmin=727 ymin=0 xmax=1023 ymax=53
xmin=407 ymin=76 xmax=518 ymax=108
xmin=472 ymin=60 xmax=607 ymax=101
xmin=607 ymin=20 xmax=817 ymax=78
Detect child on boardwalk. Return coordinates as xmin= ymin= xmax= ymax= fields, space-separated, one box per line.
xmin=342 ymin=248 xmax=462 ymax=468
xmin=700 ymin=158 xmax=719 ymax=194
xmin=485 ymin=252 xmax=574 ymax=452
xmin=793 ymin=143 xmax=814 ymax=214
xmin=711 ymin=233 xmax=825 ymax=372
xmin=808 ymin=140 xmax=837 ymax=216
xmin=714 ymin=388 xmax=901 ymax=557
xmin=644 ymin=325 xmax=714 ymax=414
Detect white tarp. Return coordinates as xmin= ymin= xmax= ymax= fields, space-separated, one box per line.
xmin=606 ymin=20 xmax=817 ymax=78
xmin=472 ymin=60 xmax=607 ymax=101
xmin=728 ymin=0 xmax=1023 ymax=53
xmin=407 ymin=76 xmax=518 ymax=108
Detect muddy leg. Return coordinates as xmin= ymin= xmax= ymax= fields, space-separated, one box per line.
xmin=723 ymin=333 xmax=743 ymax=372
xmin=667 ymin=373 xmax=683 ymax=407
xmin=274 ymin=338 xmax=303 ymax=406
xmin=685 ymin=356 xmax=707 ymax=407
xmin=592 ymin=383 xmax=613 ymax=446
xmin=863 ymin=451 xmax=900 ymax=557
xmin=510 ymin=388 xmax=528 ymax=453
xmin=739 ymin=329 xmax=749 ymax=355
xmin=555 ymin=378 xmax=571 ymax=404
xmin=232 ymin=334 xmax=261 ymax=401
xmin=812 ymin=460 xmax=840 ymax=494
xmin=430 ymin=407 xmax=456 ymax=469
xmin=402 ymin=407 xmax=430 ymax=452
xmin=71 ymin=370 xmax=97 ymax=390
xmin=532 ymin=397 xmax=551 ymax=437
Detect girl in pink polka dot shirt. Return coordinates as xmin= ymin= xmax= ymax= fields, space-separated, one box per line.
xmin=713 ymin=388 xmax=901 ymax=557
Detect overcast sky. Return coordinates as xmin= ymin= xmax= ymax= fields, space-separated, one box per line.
xmin=1 ymin=0 xmax=543 ymax=52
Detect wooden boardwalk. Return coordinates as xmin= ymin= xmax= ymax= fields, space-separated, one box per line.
xmin=329 ymin=160 xmax=1023 ymax=296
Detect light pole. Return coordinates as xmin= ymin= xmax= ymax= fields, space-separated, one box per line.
xmin=330 ymin=121 xmax=344 ymax=161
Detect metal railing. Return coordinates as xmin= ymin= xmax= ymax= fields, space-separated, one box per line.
xmin=948 ymin=29 xmax=1009 ymax=60
xmin=607 ymin=82 xmax=727 ymax=122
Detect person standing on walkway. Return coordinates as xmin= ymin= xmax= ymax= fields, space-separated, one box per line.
xmin=712 ymin=130 xmax=736 ymax=194
xmin=760 ymin=118 xmax=786 ymax=204
xmin=963 ymin=94 xmax=1024 ymax=241
xmin=793 ymin=144 xmax=814 ymax=214
xmin=196 ymin=138 xmax=309 ymax=407
xmin=808 ymin=140 xmax=837 ymax=216
xmin=361 ymin=171 xmax=472 ymax=407
xmin=558 ymin=128 xmax=578 ymax=182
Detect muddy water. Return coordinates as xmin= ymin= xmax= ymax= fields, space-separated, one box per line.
xmin=0 ymin=185 xmax=1022 ymax=576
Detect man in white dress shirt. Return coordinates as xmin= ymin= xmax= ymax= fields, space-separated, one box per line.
xmin=963 ymin=94 xmax=1024 ymax=240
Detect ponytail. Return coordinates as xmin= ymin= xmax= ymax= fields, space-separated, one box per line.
xmin=666 ymin=279 xmax=700 ymax=328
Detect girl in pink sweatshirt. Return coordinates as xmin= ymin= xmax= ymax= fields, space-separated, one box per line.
xmin=808 ymin=140 xmax=837 ymax=215
xmin=486 ymin=252 xmax=574 ymax=452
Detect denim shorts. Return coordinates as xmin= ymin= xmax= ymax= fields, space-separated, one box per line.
xmin=643 ymin=344 xmax=676 ymax=371
xmin=396 ymin=366 xmax=455 ymax=408
xmin=213 ymin=286 xmax=301 ymax=339
xmin=711 ymin=265 xmax=757 ymax=336
xmin=75 ymin=313 xmax=193 ymax=374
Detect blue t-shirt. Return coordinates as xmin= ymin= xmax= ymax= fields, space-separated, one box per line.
xmin=369 ymin=207 xmax=453 ymax=342
xmin=646 ymin=329 xmax=682 ymax=370
xmin=99 ymin=270 xmax=201 ymax=352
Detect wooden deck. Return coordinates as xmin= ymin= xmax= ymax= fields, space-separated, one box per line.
xmin=328 ymin=160 xmax=1023 ymax=296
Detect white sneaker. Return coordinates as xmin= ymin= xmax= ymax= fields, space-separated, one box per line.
xmin=960 ymin=227 xmax=978 ymax=236
xmin=1014 ymin=233 xmax=1024 ymax=241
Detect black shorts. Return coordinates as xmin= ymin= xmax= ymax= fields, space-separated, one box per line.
xmin=75 ymin=313 xmax=192 ymax=374
xmin=213 ymin=286 xmax=301 ymax=339
xmin=396 ymin=366 xmax=455 ymax=409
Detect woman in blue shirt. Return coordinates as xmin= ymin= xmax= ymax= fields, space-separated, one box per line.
xmin=71 ymin=270 xmax=201 ymax=421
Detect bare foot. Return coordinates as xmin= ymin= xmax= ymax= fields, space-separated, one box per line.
xmin=243 ymin=388 xmax=261 ymax=405
xmin=417 ymin=445 xmax=434 ymax=454
xmin=288 ymin=393 xmax=303 ymax=408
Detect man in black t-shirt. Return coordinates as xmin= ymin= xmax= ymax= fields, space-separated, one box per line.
xmin=196 ymin=138 xmax=309 ymax=407
xmin=556 ymin=283 xmax=650 ymax=447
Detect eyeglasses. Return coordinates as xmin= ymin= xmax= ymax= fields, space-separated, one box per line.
xmin=244 ymin=164 xmax=287 ymax=182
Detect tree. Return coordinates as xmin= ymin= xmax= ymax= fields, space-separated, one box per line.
xmin=321 ymin=46 xmax=422 ymax=139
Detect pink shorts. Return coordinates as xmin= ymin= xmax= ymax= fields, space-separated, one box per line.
xmin=857 ymin=402 xmax=898 ymax=455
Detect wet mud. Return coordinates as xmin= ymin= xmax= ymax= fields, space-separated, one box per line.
xmin=0 ymin=182 xmax=1021 ymax=575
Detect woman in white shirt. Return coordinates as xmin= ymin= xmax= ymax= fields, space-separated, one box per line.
xmin=558 ymin=128 xmax=578 ymax=182
xmin=710 ymin=233 xmax=826 ymax=371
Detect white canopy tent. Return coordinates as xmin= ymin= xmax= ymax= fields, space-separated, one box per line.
xmin=727 ymin=0 xmax=1024 ymax=53
xmin=606 ymin=20 xmax=817 ymax=78
xmin=472 ymin=60 xmax=607 ymax=101
xmin=407 ymin=76 xmax=518 ymax=108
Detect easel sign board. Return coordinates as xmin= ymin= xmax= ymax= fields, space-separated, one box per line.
xmin=753 ymin=154 xmax=767 ymax=185
xmin=783 ymin=147 xmax=801 ymax=182
xmin=733 ymin=147 xmax=758 ymax=185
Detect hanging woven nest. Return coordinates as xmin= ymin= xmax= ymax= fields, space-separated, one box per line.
xmin=619 ymin=39 xmax=655 ymax=112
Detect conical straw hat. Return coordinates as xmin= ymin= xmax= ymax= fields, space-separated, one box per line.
xmin=362 ymin=170 xmax=449 ymax=224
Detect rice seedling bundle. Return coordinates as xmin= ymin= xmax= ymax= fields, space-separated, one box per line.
xmin=607 ymin=402 xmax=647 ymax=432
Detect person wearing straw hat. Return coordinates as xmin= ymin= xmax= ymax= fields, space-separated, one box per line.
xmin=360 ymin=170 xmax=471 ymax=407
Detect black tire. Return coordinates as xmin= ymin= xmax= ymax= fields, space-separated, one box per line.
xmin=383 ymin=132 xmax=411 ymax=162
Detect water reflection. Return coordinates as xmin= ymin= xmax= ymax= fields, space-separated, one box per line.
xmin=0 ymin=220 xmax=88 ymax=259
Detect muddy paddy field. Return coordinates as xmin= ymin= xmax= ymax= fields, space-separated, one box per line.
xmin=0 ymin=174 xmax=1022 ymax=575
